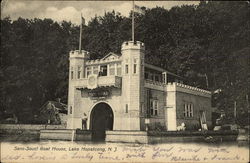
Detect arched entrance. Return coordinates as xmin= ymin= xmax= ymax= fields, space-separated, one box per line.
xmin=90 ymin=102 xmax=113 ymax=141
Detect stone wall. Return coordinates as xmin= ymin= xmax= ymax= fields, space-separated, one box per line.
xmin=106 ymin=130 xmax=148 ymax=143
xmin=0 ymin=124 xmax=66 ymax=130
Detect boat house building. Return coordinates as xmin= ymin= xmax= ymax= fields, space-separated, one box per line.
xmin=67 ymin=41 xmax=212 ymax=140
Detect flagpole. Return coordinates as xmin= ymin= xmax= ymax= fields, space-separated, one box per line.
xmin=79 ymin=13 xmax=82 ymax=52
xmin=132 ymin=0 xmax=135 ymax=42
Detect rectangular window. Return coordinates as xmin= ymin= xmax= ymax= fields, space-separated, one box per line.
xmin=150 ymin=99 xmax=158 ymax=116
xmin=184 ymin=103 xmax=194 ymax=118
xmin=154 ymin=101 xmax=158 ymax=115
xmin=134 ymin=64 xmax=137 ymax=74
xmin=86 ymin=67 xmax=92 ymax=77
xmin=117 ymin=63 xmax=121 ymax=76
xmin=187 ymin=104 xmax=190 ymax=117
xmin=125 ymin=65 xmax=129 ymax=74
xmin=77 ymin=66 xmax=82 ymax=79
xmin=162 ymin=73 xmax=166 ymax=84
xmin=100 ymin=65 xmax=107 ymax=76
xmin=109 ymin=63 xmax=115 ymax=76
xmin=184 ymin=104 xmax=187 ymax=117
xmin=133 ymin=59 xmax=137 ymax=74
xmin=189 ymin=104 xmax=193 ymax=117
xmin=150 ymin=100 xmax=153 ymax=115
xmin=70 ymin=67 xmax=74 ymax=79
xmin=93 ymin=66 xmax=98 ymax=75
xmin=125 ymin=104 xmax=128 ymax=113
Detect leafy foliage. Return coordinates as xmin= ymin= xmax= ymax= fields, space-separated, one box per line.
xmin=0 ymin=1 xmax=249 ymax=124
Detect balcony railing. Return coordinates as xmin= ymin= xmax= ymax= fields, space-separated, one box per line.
xmin=144 ymin=79 xmax=166 ymax=91
xmin=74 ymin=76 xmax=122 ymax=89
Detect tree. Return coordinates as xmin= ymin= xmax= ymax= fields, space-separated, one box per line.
xmin=1 ymin=2 xmax=249 ymax=125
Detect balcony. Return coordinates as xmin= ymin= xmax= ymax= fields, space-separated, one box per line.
xmin=144 ymin=79 xmax=166 ymax=91
xmin=74 ymin=75 xmax=122 ymax=89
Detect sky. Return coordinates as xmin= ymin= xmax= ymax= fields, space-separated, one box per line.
xmin=1 ymin=0 xmax=199 ymax=25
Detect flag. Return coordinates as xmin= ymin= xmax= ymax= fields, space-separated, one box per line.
xmin=131 ymin=2 xmax=145 ymax=41
xmin=134 ymin=5 xmax=146 ymax=15
xmin=79 ymin=14 xmax=85 ymax=52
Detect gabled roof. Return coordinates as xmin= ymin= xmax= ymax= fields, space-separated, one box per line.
xmin=102 ymin=52 xmax=121 ymax=60
xmin=40 ymin=101 xmax=67 ymax=114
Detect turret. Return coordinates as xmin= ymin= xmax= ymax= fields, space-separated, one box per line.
xmin=121 ymin=41 xmax=145 ymax=130
xmin=69 ymin=50 xmax=90 ymax=80
xmin=67 ymin=50 xmax=89 ymax=129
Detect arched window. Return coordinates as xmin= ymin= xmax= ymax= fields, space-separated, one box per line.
xmin=77 ymin=66 xmax=82 ymax=79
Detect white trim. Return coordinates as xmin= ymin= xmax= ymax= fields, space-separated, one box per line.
xmin=102 ymin=52 xmax=120 ymax=60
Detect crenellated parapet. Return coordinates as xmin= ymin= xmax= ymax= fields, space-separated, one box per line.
xmin=69 ymin=50 xmax=90 ymax=59
xmin=176 ymin=82 xmax=211 ymax=94
xmin=166 ymin=82 xmax=211 ymax=98
xmin=121 ymin=41 xmax=145 ymax=51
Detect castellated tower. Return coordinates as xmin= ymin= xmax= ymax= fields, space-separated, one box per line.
xmin=67 ymin=50 xmax=89 ymax=129
xmin=121 ymin=41 xmax=145 ymax=130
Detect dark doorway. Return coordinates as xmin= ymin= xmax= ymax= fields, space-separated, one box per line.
xmin=90 ymin=103 xmax=113 ymax=141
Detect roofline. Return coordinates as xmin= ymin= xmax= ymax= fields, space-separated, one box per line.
xmin=102 ymin=52 xmax=121 ymax=60
xmin=39 ymin=101 xmax=67 ymax=110
xmin=144 ymin=63 xmax=183 ymax=79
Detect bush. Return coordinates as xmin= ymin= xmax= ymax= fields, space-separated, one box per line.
xmin=147 ymin=130 xmax=238 ymax=137
xmin=185 ymin=123 xmax=201 ymax=131
xmin=148 ymin=122 xmax=166 ymax=131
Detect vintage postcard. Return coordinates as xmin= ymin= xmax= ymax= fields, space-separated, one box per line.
xmin=1 ymin=0 xmax=249 ymax=162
